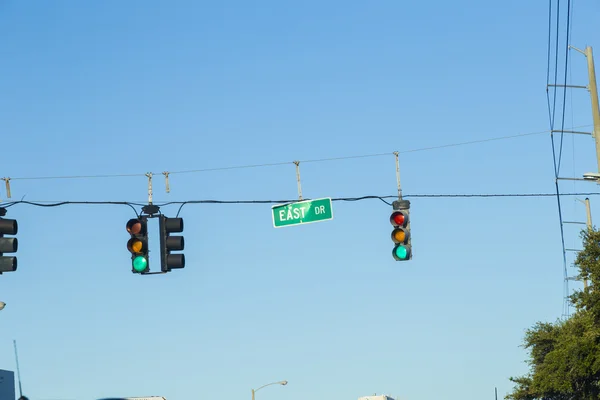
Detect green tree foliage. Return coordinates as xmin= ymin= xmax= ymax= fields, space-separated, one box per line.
xmin=507 ymin=228 xmax=600 ymax=399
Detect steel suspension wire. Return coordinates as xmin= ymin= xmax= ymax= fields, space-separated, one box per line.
xmin=2 ymin=125 xmax=591 ymax=184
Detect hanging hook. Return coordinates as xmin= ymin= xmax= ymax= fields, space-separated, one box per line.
xmin=1 ymin=178 xmax=11 ymax=200
xmin=293 ymin=161 xmax=303 ymax=201
xmin=393 ymin=152 xmax=402 ymax=200
xmin=145 ymin=172 xmax=153 ymax=204
xmin=163 ymin=171 xmax=171 ymax=193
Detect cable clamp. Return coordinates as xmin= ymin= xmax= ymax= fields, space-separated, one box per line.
xmin=293 ymin=161 xmax=303 ymax=201
xmin=145 ymin=172 xmax=153 ymax=204
xmin=1 ymin=177 xmax=11 ymax=200
xmin=163 ymin=171 xmax=171 ymax=193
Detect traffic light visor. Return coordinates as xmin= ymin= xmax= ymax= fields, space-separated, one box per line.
xmin=164 ymin=217 xmax=184 ymax=233
xmin=390 ymin=211 xmax=407 ymax=227
xmin=0 ymin=218 xmax=17 ymax=235
xmin=0 ymin=237 xmax=17 ymax=253
xmin=167 ymin=254 xmax=185 ymax=269
xmin=166 ymin=236 xmax=184 ymax=251
xmin=126 ymin=219 xmax=144 ymax=235
xmin=0 ymin=257 xmax=16 ymax=273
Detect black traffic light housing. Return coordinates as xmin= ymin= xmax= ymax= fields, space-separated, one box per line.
xmin=126 ymin=216 xmax=150 ymax=274
xmin=0 ymin=208 xmax=18 ymax=274
xmin=391 ymin=199 xmax=412 ymax=261
xmin=159 ymin=215 xmax=185 ymax=272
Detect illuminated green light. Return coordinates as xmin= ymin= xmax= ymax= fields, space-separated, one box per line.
xmin=132 ymin=256 xmax=148 ymax=272
xmin=394 ymin=245 xmax=408 ymax=260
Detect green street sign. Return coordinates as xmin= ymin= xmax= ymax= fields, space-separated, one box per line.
xmin=272 ymin=197 xmax=334 ymax=228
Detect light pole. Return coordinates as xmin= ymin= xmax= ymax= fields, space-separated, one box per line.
xmin=252 ymin=380 xmax=288 ymax=400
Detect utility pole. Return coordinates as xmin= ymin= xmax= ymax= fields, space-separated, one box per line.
xmin=572 ymin=197 xmax=594 ymax=289
xmin=570 ymin=46 xmax=600 ymax=175
xmin=585 ymin=197 xmax=592 ymax=232
xmin=586 ymin=47 xmax=600 ymax=172
xmin=553 ymin=46 xmax=600 ymax=316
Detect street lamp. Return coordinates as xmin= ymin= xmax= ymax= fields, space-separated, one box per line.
xmin=584 ymin=172 xmax=600 ymax=183
xmin=0 ymin=302 xmax=5 ymax=311
xmin=252 ymin=380 xmax=288 ymax=400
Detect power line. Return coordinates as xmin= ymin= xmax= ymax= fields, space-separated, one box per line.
xmin=547 ymin=0 xmax=569 ymax=317
xmin=2 ymin=192 xmax=599 ymax=209
xmin=545 ymin=0 xmax=576 ymax=318
xmin=560 ymin=0 xmax=576 ymax=319
xmin=557 ymin=0 xmax=573 ymax=173
xmin=3 ymin=125 xmax=589 ymax=183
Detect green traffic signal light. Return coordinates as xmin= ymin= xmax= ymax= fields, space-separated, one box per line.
xmin=393 ymin=245 xmax=410 ymax=260
xmin=132 ymin=255 xmax=148 ymax=272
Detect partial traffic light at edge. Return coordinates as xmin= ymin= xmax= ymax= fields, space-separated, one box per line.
xmin=0 ymin=208 xmax=18 ymax=274
xmin=127 ymin=217 xmax=149 ymax=273
xmin=390 ymin=200 xmax=412 ymax=261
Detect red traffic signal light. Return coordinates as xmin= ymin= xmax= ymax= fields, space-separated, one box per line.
xmin=390 ymin=210 xmax=408 ymax=227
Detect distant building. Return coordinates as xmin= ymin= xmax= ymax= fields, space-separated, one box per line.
xmin=359 ymin=395 xmax=396 ymax=400
xmin=0 ymin=369 xmax=15 ymax=400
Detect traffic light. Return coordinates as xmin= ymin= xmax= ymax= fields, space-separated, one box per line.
xmin=0 ymin=209 xmax=18 ymax=274
xmin=126 ymin=217 xmax=149 ymax=274
xmin=390 ymin=200 xmax=411 ymax=261
xmin=159 ymin=215 xmax=185 ymax=272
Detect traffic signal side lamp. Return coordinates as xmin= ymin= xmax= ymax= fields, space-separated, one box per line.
xmin=126 ymin=216 xmax=149 ymax=274
xmin=159 ymin=215 xmax=185 ymax=273
xmin=390 ymin=200 xmax=412 ymax=261
xmin=0 ymin=208 xmax=18 ymax=274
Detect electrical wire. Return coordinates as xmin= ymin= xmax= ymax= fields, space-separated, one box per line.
xmin=2 ymin=191 xmax=600 ymax=212
xmin=548 ymin=0 xmax=561 ymax=140
xmin=557 ymin=0 xmax=572 ymax=173
xmin=558 ymin=0 xmax=574 ymax=318
xmin=546 ymin=0 xmax=553 ymax=89
xmin=3 ymin=125 xmax=589 ymax=183
xmin=545 ymin=0 xmax=575 ymax=318
xmin=547 ymin=0 xmax=569 ymax=317
xmin=0 ymin=200 xmax=141 ymax=216
xmin=566 ymin=0 xmax=577 ymax=318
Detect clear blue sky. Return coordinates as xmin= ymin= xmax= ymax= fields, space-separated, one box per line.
xmin=1 ymin=1 xmax=599 ymax=399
